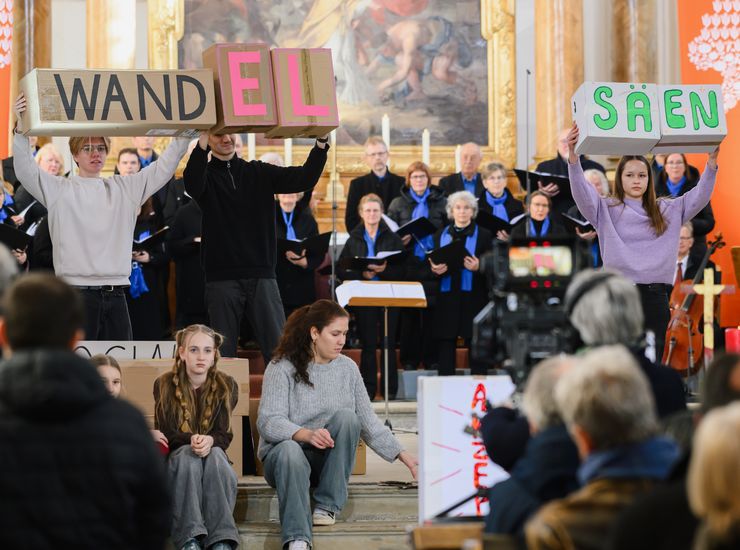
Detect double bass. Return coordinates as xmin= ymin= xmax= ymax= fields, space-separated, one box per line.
xmin=663 ymin=234 xmax=725 ymax=376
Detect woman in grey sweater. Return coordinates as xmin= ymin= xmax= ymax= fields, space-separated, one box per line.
xmin=257 ymin=300 xmax=417 ymax=550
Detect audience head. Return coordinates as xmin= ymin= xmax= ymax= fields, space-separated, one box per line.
xmin=273 ymin=300 xmax=350 ymax=386
xmin=481 ymin=162 xmax=508 ymax=198
xmin=0 ymin=273 xmax=84 ymax=352
xmin=364 ymin=136 xmax=389 ymax=176
xmin=0 ymin=245 xmax=18 ymax=307
xmin=678 ymin=221 xmax=694 ymax=258
xmin=556 ymin=127 xmax=571 ymax=159
xmin=446 ymin=190 xmax=478 ymax=226
xmin=405 ymin=161 xmax=431 ymax=196
xmin=358 ymin=193 xmax=384 ymax=227
xmin=688 ymin=402 xmax=740 ymax=543
xmin=68 ymin=136 xmax=111 ymax=176
xmin=702 ymin=353 xmax=740 ymax=414
xmin=565 ymin=269 xmax=644 ymax=347
xmin=556 ymin=345 xmax=658 ymax=457
xmin=117 ymin=147 xmax=141 ymax=176
xmin=521 ymin=354 xmax=576 ymax=433
xmin=526 ymin=190 xmax=552 ymax=222
xmin=207 ymin=133 xmax=237 ymax=161
xmin=583 ymin=168 xmax=609 ymax=196
xmin=91 ymin=354 xmax=122 ymax=398
xmin=233 ymin=134 xmax=244 ymax=157
xmin=260 ymin=152 xmax=285 ymax=167
xmin=132 ymin=136 xmax=155 ymax=155
xmin=662 ymin=153 xmax=689 ymax=184
xmin=158 ymin=324 xmax=231 ymax=434
xmin=35 ymin=143 xmax=65 ymax=176
xmin=277 ymin=192 xmax=303 ymax=212
xmin=459 ymin=142 xmax=482 ymax=179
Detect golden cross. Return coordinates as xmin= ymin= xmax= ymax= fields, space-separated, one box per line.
xmin=687 ymin=268 xmax=735 ymax=352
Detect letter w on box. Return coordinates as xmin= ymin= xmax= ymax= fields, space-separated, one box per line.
xmin=17 ymin=69 xmax=217 ymax=137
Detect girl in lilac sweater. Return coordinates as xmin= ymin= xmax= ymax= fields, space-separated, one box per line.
xmin=564 ymin=123 xmax=719 ymax=359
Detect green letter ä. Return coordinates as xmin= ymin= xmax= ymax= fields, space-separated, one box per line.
xmin=627 ymin=91 xmax=652 ymax=132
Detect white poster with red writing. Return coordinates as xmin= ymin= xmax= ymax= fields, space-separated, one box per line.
xmin=418 ymin=375 xmax=516 ymax=521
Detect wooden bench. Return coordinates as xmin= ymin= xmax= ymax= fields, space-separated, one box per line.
xmin=117 ymin=358 xmax=253 ymax=475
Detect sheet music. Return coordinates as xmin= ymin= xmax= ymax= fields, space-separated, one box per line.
xmin=335 ymin=281 xmax=395 ymax=307
xmin=382 ymin=214 xmax=399 ymax=232
xmin=18 ymin=200 xmax=38 ymax=218
xmin=391 ymin=284 xmax=425 ymax=300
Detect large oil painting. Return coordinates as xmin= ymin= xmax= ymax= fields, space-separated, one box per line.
xmin=178 ymin=0 xmax=489 ymax=146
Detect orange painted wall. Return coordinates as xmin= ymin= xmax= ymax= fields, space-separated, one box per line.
xmin=678 ymin=0 xmax=739 ymax=326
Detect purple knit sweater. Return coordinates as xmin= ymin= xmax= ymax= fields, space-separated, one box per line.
xmin=568 ymin=160 xmax=718 ymax=284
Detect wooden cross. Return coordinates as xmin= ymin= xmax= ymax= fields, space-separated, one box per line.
xmin=684 ymin=267 xmax=735 ymax=362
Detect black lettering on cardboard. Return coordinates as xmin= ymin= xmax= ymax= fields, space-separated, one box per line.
xmin=75 ymin=345 xmax=92 ymax=357
xmin=105 ymin=345 xmax=126 ymax=355
xmin=176 ymin=75 xmax=207 ymax=120
xmin=152 ymin=344 xmax=163 ymax=359
xmin=137 ymin=73 xmax=173 ymax=120
xmin=55 ymin=73 xmax=101 ymax=120
xmin=101 ymin=75 xmax=133 ymax=121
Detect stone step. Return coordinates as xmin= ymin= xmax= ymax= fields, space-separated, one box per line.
xmin=238 ymin=520 xmax=413 ymax=550
xmin=239 ymin=483 xmax=418 ymax=524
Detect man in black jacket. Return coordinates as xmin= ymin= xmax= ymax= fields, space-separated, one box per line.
xmin=184 ymin=132 xmax=328 ymax=359
xmin=438 ymin=142 xmax=485 ymax=197
xmin=0 ymin=273 xmax=170 ymax=549
xmin=344 ymin=136 xmax=404 ymax=232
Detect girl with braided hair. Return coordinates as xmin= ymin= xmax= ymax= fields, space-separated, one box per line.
xmin=257 ymin=299 xmax=417 ymax=550
xmin=154 ymin=324 xmax=239 ymax=550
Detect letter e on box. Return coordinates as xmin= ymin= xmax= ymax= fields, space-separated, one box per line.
xmin=202 ymin=43 xmax=278 ymax=134
xmin=571 ymin=81 xmax=661 ymax=155
xmin=654 ymin=84 xmax=726 ymax=153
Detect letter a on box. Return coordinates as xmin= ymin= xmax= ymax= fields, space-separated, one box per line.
xmin=202 ymin=43 xmax=278 ymax=134
xmin=265 ymin=48 xmax=339 ymax=139
xmin=571 ymin=81 xmax=661 ymax=155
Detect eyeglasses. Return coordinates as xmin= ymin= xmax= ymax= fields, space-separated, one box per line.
xmin=679 ymin=236 xmax=693 ymax=241
xmin=666 ymin=161 xmax=684 ymax=166
xmin=80 ymin=145 xmax=108 ymax=155
xmin=367 ymin=151 xmax=388 ymax=158
xmin=409 ymin=174 xmax=428 ymax=180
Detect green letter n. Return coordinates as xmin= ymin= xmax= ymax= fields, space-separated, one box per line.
xmin=690 ymin=91 xmax=720 ymax=130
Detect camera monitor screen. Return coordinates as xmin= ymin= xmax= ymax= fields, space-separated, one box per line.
xmin=509 ymin=245 xmax=573 ymax=279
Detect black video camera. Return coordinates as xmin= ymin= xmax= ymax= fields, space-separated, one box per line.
xmin=472 ymin=234 xmax=590 ymax=385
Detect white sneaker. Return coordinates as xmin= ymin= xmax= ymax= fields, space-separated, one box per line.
xmin=312 ymin=507 xmax=337 ymax=526
xmin=288 ymin=540 xmax=309 ymax=550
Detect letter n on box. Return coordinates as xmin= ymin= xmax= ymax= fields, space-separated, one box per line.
xmin=265 ymin=48 xmax=339 ymax=139
xmin=202 ymin=43 xmax=278 ymax=134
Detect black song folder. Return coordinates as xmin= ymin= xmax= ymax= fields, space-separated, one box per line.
xmin=278 ymin=232 xmax=332 ymax=257
xmin=427 ymin=238 xmax=469 ymax=271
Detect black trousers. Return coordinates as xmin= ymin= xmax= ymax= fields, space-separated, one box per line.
xmin=79 ymin=287 xmax=133 ymax=341
xmin=353 ymin=307 xmax=399 ymax=399
xmin=205 ymin=278 xmax=286 ymax=360
xmin=399 ymin=308 xmax=438 ymax=368
xmin=637 ymin=283 xmax=671 ymax=362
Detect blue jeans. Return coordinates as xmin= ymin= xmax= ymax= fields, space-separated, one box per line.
xmin=262 ymin=409 xmax=361 ymax=547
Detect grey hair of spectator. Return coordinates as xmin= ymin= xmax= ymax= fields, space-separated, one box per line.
xmin=521 ymin=354 xmax=576 ymax=433
xmin=565 ymin=269 xmax=644 ymax=346
xmin=555 ymin=345 xmax=658 ymax=451
xmin=445 ymin=190 xmax=478 ymax=220
xmin=260 ymin=152 xmax=285 ymax=167
xmin=583 ymin=168 xmax=610 ymax=196
xmin=682 ymin=220 xmax=694 ymax=237
xmin=0 ymin=244 xmax=18 ymax=299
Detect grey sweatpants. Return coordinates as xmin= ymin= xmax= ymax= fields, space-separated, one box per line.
xmin=167 ymin=445 xmax=239 ymax=549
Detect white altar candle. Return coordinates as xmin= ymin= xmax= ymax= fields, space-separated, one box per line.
xmin=247 ymin=133 xmax=256 ymax=161
xmin=381 ymin=113 xmax=390 ymax=149
xmin=284 ymin=138 xmax=293 ymax=166
xmin=422 ymin=129 xmax=430 ymax=166
xmin=330 ymin=129 xmax=336 ymax=148
xmin=455 ymin=144 xmax=462 ymax=173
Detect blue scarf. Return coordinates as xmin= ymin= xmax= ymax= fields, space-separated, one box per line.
xmin=529 ymin=217 xmax=551 ymax=237
xmin=578 ymin=437 xmax=679 ymax=486
xmin=440 ymin=224 xmax=478 ymax=293
xmin=410 ymin=188 xmax=433 ymax=259
xmin=139 ymin=154 xmax=153 ymax=168
xmin=666 ymin=176 xmax=686 ymax=197
xmin=363 ymin=229 xmax=379 ymax=281
xmin=461 ymin=174 xmax=477 ymax=195
xmin=282 ymin=209 xmax=297 ymax=240
xmin=591 ymin=241 xmax=600 ymax=267
xmin=486 ymin=190 xmax=509 ymax=221
xmin=129 ymin=230 xmax=151 ymax=298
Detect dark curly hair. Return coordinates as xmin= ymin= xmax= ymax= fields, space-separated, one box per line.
xmin=271 ymin=300 xmax=349 ymax=386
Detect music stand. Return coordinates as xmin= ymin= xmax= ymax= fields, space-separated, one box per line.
xmin=336 ymin=280 xmax=427 ymax=430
